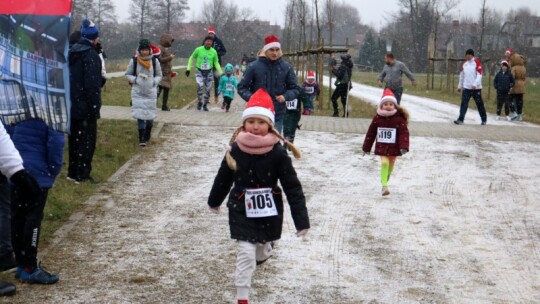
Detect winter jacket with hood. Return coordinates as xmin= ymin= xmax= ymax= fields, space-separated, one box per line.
xmin=208 ymin=143 xmax=310 ymax=243
xmin=494 ymin=69 xmax=514 ymax=95
xmin=11 ymin=120 xmax=65 ymax=188
xmin=362 ymin=112 xmax=409 ymax=156
xmin=218 ymin=64 xmax=238 ymax=99
xmin=237 ymin=54 xmax=299 ymax=121
xmin=158 ymin=34 xmax=175 ymax=89
xmin=331 ymin=54 xmax=353 ymax=85
xmin=69 ymin=38 xmax=103 ymax=120
xmin=125 ymin=52 xmax=163 ymax=121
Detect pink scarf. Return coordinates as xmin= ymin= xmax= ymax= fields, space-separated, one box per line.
xmin=236 ymin=131 xmax=279 ymax=155
xmin=377 ymin=108 xmax=398 ymax=117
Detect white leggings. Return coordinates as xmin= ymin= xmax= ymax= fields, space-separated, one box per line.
xmin=235 ymin=241 xmax=273 ymax=299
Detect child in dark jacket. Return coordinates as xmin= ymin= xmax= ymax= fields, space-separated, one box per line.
xmin=493 ymin=60 xmax=515 ymax=120
xmin=362 ymin=89 xmax=409 ymax=196
xmin=302 ymin=71 xmax=320 ymax=115
xmin=284 ymin=88 xmax=310 ymax=143
xmin=208 ymin=89 xmax=310 ymax=304
xmin=10 ymin=119 xmax=65 ymax=284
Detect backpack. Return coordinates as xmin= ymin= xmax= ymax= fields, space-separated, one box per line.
xmin=131 ymin=56 xmax=158 ymax=77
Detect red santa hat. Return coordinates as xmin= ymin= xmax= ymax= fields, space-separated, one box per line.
xmin=150 ymin=43 xmax=161 ymax=57
xmin=505 ymin=48 xmax=513 ymax=56
xmin=208 ymin=26 xmax=216 ymax=34
xmin=380 ymin=88 xmax=398 ymax=108
xmin=501 ymin=60 xmax=509 ymax=67
xmin=242 ymin=89 xmax=275 ymax=124
xmin=306 ymin=71 xmax=315 ymax=79
xmin=263 ymin=35 xmax=281 ymax=53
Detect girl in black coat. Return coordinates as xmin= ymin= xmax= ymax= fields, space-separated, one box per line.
xmin=208 ymin=89 xmax=309 ymax=304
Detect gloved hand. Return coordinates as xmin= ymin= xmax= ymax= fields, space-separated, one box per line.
xmin=209 ymin=207 xmax=220 ymax=214
xmin=185 ymin=70 xmax=190 ymax=77
xmin=10 ymin=170 xmax=40 ymax=202
xmin=400 ymin=149 xmax=408 ymax=155
xmin=296 ymin=229 xmax=309 ymax=237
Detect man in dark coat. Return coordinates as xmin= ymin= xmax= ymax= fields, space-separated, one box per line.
xmin=67 ymin=19 xmax=102 ymax=184
xmin=330 ymin=53 xmax=354 ymax=117
xmin=206 ymin=26 xmax=227 ymax=103
xmin=237 ymin=35 xmax=299 ymax=134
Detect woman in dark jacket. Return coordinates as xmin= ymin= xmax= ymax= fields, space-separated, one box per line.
xmin=11 ymin=119 xmax=65 ymax=284
xmin=362 ymin=89 xmax=409 ymax=196
xmin=330 ymin=53 xmax=354 ymax=117
xmin=208 ymin=89 xmax=309 ymax=304
xmin=237 ymin=35 xmax=299 ymax=134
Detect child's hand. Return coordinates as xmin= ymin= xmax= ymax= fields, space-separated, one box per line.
xmin=296 ymin=229 xmax=309 ymax=237
xmin=209 ymin=207 xmax=220 ymax=214
xmin=400 ymin=149 xmax=408 ymax=155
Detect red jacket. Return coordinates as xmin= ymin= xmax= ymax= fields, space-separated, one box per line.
xmin=362 ymin=113 xmax=409 ymax=156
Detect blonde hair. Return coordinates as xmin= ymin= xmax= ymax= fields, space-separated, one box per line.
xmin=225 ymin=125 xmax=302 ymax=171
xmin=397 ymin=105 xmax=410 ymax=123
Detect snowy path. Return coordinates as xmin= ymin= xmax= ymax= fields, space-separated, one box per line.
xmin=324 ymin=76 xmax=536 ymax=127
xmin=7 ymin=126 xmax=539 ymax=303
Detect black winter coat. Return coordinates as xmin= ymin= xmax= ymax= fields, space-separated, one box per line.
xmin=493 ymin=69 xmax=514 ymax=95
xmin=331 ymin=55 xmax=353 ymax=85
xmin=208 ymin=143 xmax=310 ymax=243
xmin=69 ymin=39 xmax=102 ymax=120
xmin=238 ymin=57 xmax=299 ymax=120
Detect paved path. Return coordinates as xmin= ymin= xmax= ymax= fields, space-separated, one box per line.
xmin=101 ymin=105 xmax=540 ymax=143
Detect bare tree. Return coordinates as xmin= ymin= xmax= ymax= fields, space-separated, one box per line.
xmin=313 ymin=0 xmax=321 ymax=46
xmin=478 ymin=0 xmax=488 ymax=57
xmin=154 ymin=0 xmax=189 ymax=33
xmin=323 ymin=0 xmax=335 ymax=46
xmin=130 ymin=0 xmax=154 ymax=39
xmin=200 ymin=0 xmax=228 ymax=31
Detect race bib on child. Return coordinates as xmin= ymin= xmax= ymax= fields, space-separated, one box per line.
xmin=245 ymin=188 xmax=278 ymax=218
xmin=226 ymin=83 xmax=234 ymax=91
xmin=304 ymin=86 xmax=314 ymax=94
xmin=286 ymin=99 xmax=298 ymax=110
xmin=201 ymin=62 xmax=210 ymax=70
xmin=377 ymin=128 xmax=397 ymax=144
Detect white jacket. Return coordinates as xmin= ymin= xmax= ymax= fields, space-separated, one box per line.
xmin=458 ymin=58 xmax=483 ymax=90
xmin=0 ymin=123 xmax=24 ymax=178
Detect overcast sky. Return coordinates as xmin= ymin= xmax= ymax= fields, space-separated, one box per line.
xmin=110 ymin=0 xmax=539 ymax=30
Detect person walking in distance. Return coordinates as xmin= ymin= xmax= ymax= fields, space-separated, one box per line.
xmin=206 ymin=26 xmax=227 ymax=103
xmin=454 ymin=49 xmax=487 ymax=125
xmin=67 ymin=19 xmax=103 ymax=184
xmin=186 ymin=36 xmax=222 ymax=111
xmin=377 ymin=53 xmax=417 ymax=105
xmin=329 ymin=54 xmax=353 ymax=117
xmin=157 ymin=34 xmax=175 ymax=111
xmin=493 ymin=60 xmax=515 ymax=121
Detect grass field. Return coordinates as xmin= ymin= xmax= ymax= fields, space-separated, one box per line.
xmin=351 ymin=71 xmax=539 ymax=124
xmin=40 ymin=119 xmax=141 ymax=248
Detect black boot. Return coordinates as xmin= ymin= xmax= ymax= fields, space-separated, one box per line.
xmin=0 ymin=281 xmax=15 ymax=297
xmin=138 ymin=129 xmax=146 ymax=147
xmin=332 ymin=111 xmax=339 ymax=117
xmin=144 ymin=125 xmax=153 ymax=143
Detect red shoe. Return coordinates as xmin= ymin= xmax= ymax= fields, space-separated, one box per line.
xmin=237 ymin=300 xmax=249 ymax=304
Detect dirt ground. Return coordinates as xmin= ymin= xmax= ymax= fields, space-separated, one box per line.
xmin=4 ymin=125 xmax=539 ymax=304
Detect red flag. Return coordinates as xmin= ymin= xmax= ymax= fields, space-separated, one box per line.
xmin=0 ymin=0 xmax=71 ymax=16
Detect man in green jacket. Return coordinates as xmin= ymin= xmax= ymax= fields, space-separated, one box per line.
xmin=185 ymin=36 xmax=223 ymax=111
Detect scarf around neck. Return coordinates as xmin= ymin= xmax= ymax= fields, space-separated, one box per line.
xmin=377 ymin=108 xmax=398 ymax=117
xmin=137 ymin=55 xmax=152 ymax=70
xmin=236 ymin=131 xmax=279 ymax=155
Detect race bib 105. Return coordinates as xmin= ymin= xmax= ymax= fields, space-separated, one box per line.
xmin=245 ymin=188 xmax=278 ymax=218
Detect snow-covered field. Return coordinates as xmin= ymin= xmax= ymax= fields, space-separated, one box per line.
xmin=325 ymin=76 xmax=537 ymax=127
xmin=8 ymin=125 xmax=539 ymax=303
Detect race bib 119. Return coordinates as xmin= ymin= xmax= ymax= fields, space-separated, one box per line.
xmin=245 ymin=188 xmax=278 ymax=218
xmin=377 ymin=127 xmax=397 ymax=144
xmin=286 ymin=99 xmax=298 ymax=110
